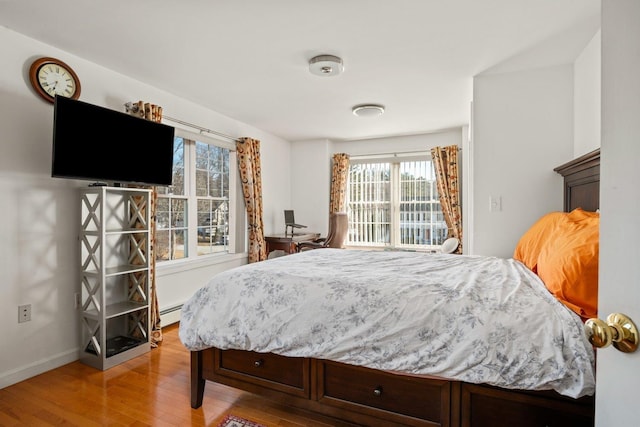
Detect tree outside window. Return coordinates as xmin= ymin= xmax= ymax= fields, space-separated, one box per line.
xmin=155 ymin=135 xmax=231 ymax=261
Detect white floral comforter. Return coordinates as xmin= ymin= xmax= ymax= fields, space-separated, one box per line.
xmin=179 ymin=249 xmax=595 ymax=398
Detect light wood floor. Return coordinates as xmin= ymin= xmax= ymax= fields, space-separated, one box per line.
xmin=0 ymin=324 xmax=355 ymax=427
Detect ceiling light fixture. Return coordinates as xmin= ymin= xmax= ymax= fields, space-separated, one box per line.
xmin=352 ymin=104 xmax=385 ymax=117
xmin=309 ymin=54 xmax=344 ymax=77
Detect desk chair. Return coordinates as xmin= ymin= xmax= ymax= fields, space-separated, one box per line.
xmin=297 ymin=212 xmax=348 ymax=251
xmin=284 ymin=210 xmax=307 ymax=236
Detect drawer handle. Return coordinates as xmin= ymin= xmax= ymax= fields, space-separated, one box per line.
xmin=254 ymin=359 xmax=264 ymax=368
xmin=373 ymin=386 xmax=383 ymax=397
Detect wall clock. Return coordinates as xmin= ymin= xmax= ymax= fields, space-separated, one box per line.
xmin=29 ymin=57 xmax=81 ymax=103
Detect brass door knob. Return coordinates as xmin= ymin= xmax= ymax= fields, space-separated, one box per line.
xmin=584 ymin=313 xmax=638 ymax=353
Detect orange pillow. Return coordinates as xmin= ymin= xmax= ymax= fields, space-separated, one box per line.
xmin=536 ymin=216 xmax=599 ymax=320
xmin=567 ymin=207 xmax=600 ymax=222
xmin=513 ymin=211 xmax=566 ymax=273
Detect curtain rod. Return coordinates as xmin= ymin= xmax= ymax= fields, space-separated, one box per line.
xmin=350 ymin=146 xmax=461 ymax=160
xmin=350 ymin=151 xmax=430 ymax=160
xmin=162 ymin=115 xmax=241 ymax=143
xmin=123 ymin=102 xmax=241 ymax=143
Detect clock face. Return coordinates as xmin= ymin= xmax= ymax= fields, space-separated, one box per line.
xmin=37 ymin=63 xmax=77 ymax=98
xmin=29 ymin=57 xmax=81 ymax=103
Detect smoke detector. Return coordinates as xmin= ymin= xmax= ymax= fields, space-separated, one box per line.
xmin=309 ymin=55 xmax=344 ymax=77
xmin=352 ymin=104 xmax=385 ymax=117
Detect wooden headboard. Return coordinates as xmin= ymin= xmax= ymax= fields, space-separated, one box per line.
xmin=554 ymin=148 xmax=600 ymax=212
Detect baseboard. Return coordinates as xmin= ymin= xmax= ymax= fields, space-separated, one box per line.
xmin=0 ymin=348 xmax=79 ymax=389
xmin=160 ymin=304 xmax=182 ymax=327
xmin=1 ymin=305 xmax=183 ymax=390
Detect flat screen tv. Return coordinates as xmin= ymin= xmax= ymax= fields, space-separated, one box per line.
xmin=52 ymin=96 xmax=176 ymax=186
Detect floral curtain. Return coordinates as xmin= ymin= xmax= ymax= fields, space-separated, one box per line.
xmin=431 ymin=145 xmax=462 ymax=254
xmin=236 ymin=137 xmax=267 ymax=263
xmin=329 ymin=153 xmax=350 ymax=213
xmin=125 ymin=100 xmax=163 ymax=347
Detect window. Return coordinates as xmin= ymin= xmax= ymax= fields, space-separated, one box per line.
xmin=195 ymin=142 xmax=230 ymax=254
xmin=347 ymin=154 xmax=447 ymax=250
xmin=156 ymin=137 xmax=187 ymax=261
xmin=155 ymin=130 xmax=235 ymax=262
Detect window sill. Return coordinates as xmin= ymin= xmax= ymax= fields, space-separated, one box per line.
xmin=156 ymin=252 xmax=248 ymax=277
xmin=345 ymin=245 xmax=440 ymax=253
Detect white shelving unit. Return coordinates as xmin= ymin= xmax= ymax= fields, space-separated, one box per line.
xmin=79 ymin=186 xmax=151 ymax=370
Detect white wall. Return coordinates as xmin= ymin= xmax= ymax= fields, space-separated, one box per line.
xmin=290 ymin=130 xmax=464 ymax=237
xmin=0 ymin=26 xmax=291 ymax=388
xmin=472 ymin=65 xmax=574 ymax=257
xmin=574 ymin=30 xmax=601 ymax=158
xmin=289 ymin=139 xmax=332 ymax=234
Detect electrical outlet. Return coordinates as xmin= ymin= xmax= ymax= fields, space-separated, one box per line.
xmin=18 ymin=304 xmax=31 ymax=323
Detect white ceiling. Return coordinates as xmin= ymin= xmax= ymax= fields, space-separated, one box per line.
xmin=0 ymin=0 xmax=600 ymax=142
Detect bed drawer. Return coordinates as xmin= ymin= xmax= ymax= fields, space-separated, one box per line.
xmin=461 ymin=383 xmax=594 ymax=427
xmin=214 ymin=349 xmax=310 ymax=398
xmin=318 ymin=360 xmax=451 ymax=426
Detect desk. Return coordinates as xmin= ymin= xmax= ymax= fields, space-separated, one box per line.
xmin=265 ymin=232 xmax=320 ymax=255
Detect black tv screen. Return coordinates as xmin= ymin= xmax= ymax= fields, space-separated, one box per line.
xmin=52 ymin=96 xmax=175 ymax=186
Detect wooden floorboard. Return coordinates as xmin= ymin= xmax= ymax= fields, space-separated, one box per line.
xmin=0 ymin=323 xmax=354 ymax=427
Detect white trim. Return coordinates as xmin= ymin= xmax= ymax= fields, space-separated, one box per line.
xmin=0 ymin=348 xmax=79 ymax=389
xmin=463 ymin=110 xmax=473 ymax=255
xmin=157 ymin=251 xmax=248 ymax=276
xmin=160 ymin=305 xmax=182 ymax=327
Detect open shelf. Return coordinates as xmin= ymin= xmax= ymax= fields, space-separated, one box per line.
xmin=79 ymin=187 xmax=152 ymax=370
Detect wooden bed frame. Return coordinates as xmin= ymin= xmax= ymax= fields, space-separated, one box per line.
xmin=189 ymin=149 xmax=600 ymax=427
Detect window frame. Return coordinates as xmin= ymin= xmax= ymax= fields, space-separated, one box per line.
xmin=155 ymin=128 xmax=241 ymax=267
xmin=346 ymin=152 xmax=447 ymax=251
